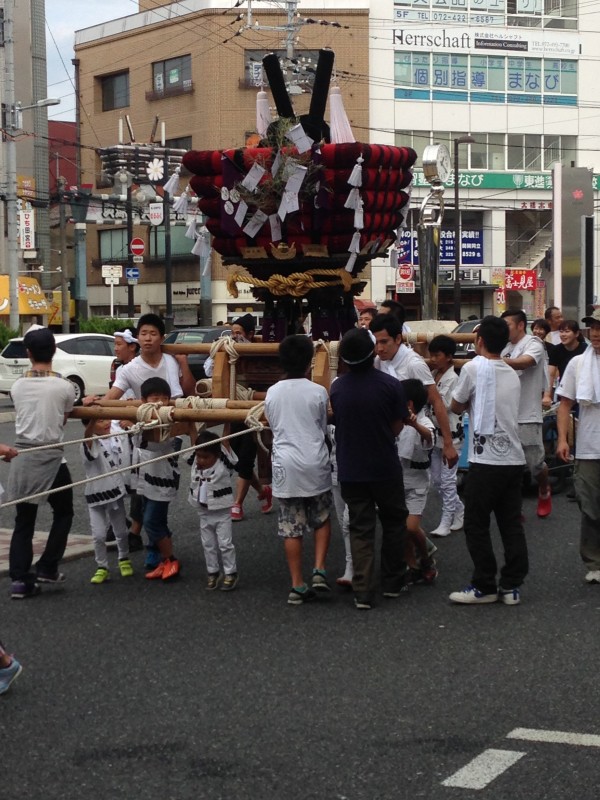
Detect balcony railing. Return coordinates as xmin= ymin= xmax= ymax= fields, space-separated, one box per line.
xmin=145 ymin=82 xmax=194 ymax=102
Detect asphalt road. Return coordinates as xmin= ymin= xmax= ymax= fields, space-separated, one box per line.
xmin=1 ymin=406 xmax=599 ymax=800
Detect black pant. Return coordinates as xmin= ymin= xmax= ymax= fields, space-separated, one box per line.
xmin=464 ymin=463 xmax=528 ymax=594
xmin=341 ymin=477 xmax=408 ymax=601
xmin=9 ymin=463 xmax=74 ymax=585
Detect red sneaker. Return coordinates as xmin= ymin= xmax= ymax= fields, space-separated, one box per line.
xmin=537 ymin=490 xmax=552 ymax=518
xmin=145 ymin=561 xmax=166 ymax=580
xmin=231 ymin=504 xmax=244 ymax=521
xmin=258 ymin=485 xmax=273 ymax=514
xmin=162 ymin=559 xmax=181 ymax=581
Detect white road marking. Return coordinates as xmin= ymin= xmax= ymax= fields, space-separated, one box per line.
xmin=507 ymin=728 xmax=600 ymax=747
xmin=441 ymin=748 xmax=527 ymax=789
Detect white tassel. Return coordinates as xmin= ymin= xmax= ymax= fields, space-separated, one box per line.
xmin=329 ymin=86 xmax=356 ymax=144
xmin=256 ymin=90 xmax=272 ymax=137
xmin=344 ymin=252 xmax=358 ymax=273
xmin=354 ymin=199 xmax=364 ymax=230
xmin=348 ymin=156 xmax=364 ymax=187
xmin=344 ymin=187 xmax=361 ymax=211
xmin=163 ymin=167 xmax=181 ymax=195
xmin=191 ymin=236 xmax=204 ymax=256
xmin=172 ymin=190 xmax=189 ymax=215
xmin=349 ymin=231 xmax=361 ymax=253
xmin=185 ymin=216 xmax=198 ymax=239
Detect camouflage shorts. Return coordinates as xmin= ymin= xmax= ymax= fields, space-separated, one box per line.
xmin=277 ymin=491 xmax=333 ymax=538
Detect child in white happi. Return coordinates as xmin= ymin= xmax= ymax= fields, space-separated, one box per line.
xmin=327 ymin=424 xmax=352 ymax=587
xmin=398 ymin=379 xmax=437 ymax=584
xmin=188 ymin=431 xmax=239 ymax=591
xmin=81 ymin=418 xmax=133 ymax=584
xmin=427 ymin=335 xmax=464 ymax=536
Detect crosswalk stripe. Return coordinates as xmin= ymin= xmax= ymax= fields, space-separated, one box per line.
xmin=442 ymin=748 xmax=526 ymax=789
xmin=507 ymin=728 xmax=600 ymax=747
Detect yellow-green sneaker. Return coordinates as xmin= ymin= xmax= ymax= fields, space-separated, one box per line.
xmin=90 ymin=567 xmax=110 ymax=584
xmin=118 ymin=559 xmax=134 ymax=578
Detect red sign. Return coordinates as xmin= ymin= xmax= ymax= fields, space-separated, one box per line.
xmin=397 ymin=263 xmax=414 ymax=282
xmin=505 ymin=268 xmax=537 ymax=292
xmin=130 ymin=237 xmax=145 ymax=256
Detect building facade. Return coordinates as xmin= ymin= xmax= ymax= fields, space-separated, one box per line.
xmin=368 ymin=0 xmax=599 ymax=320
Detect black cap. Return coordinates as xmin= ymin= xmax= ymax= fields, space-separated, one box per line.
xmin=581 ymin=308 xmax=600 ymax=326
xmin=23 ymin=328 xmax=55 ymax=351
xmin=339 ymin=328 xmax=375 ymax=365
xmin=233 ymin=313 xmax=256 ymax=335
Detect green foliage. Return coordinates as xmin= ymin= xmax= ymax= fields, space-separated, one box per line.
xmin=0 ymin=322 xmax=20 ymax=348
xmin=78 ymin=317 xmax=138 ymax=335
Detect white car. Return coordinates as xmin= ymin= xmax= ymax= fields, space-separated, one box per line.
xmin=0 ymin=333 xmax=115 ymax=403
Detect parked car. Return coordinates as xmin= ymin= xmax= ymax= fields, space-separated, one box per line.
xmin=452 ymin=319 xmax=482 ymax=358
xmin=0 ymin=333 xmax=115 ymax=403
xmin=162 ymin=326 xmax=232 ymax=380
xmin=452 ymin=316 xmax=535 ymax=358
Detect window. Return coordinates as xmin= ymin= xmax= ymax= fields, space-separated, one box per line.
xmin=397 ymin=129 xmax=577 ymax=172
xmin=165 ymin=136 xmax=192 ymax=151
xmin=395 ymin=52 xmax=577 ymax=105
xmin=101 ymin=72 xmax=129 ymax=111
xmin=393 ymin=0 xmax=577 ymax=26
xmin=59 ymin=337 xmax=113 ymax=357
xmin=149 ymin=225 xmax=192 ymax=259
xmin=152 ymin=55 xmax=192 ymax=97
xmin=244 ymin=49 xmax=320 ymax=91
xmin=99 ymin=229 xmax=128 ymax=262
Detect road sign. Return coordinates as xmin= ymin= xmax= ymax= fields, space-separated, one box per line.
xmin=101 ymin=264 xmax=123 ymax=278
xmin=125 ymin=267 xmax=140 ymax=280
xmin=395 ymin=281 xmax=415 ymax=294
xmin=132 ymin=255 xmax=144 ymax=264
xmin=104 ymin=276 xmax=120 ymax=285
xmin=397 ymin=263 xmax=414 ymax=281
xmin=130 ymin=237 xmax=145 ymax=256
xmin=127 ymin=278 xmax=139 ymax=286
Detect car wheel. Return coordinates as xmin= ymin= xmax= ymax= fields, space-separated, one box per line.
xmin=67 ymin=376 xmax=84 ymax=404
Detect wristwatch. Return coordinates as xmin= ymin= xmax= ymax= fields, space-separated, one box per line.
xmin=422 ymin=144 xmax=452 ymax=185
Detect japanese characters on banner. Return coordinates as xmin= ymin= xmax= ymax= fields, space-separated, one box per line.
xmin=398 ymin=229 xmax=483 ymax=266
xmin=19 ymin=208 xmax=35 ymax=250
xmin=505 ymin=268 xmax=537 ymax=292
xmin=492 ymin=267 xmax=506 ymax=315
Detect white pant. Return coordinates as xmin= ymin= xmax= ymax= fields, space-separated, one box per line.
xmin=430 ymin=448 xmax=462 ymax=515
xmin=199 ymin=507 xmax=237 ymax=575
xmin=332 ymin=483 xmax=352 ymax=575
xmin=88 ymin=500 xmax=129 ymax=568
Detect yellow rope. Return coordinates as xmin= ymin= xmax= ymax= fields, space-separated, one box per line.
xmin=227 ymin=268 xmax=362 ymax=298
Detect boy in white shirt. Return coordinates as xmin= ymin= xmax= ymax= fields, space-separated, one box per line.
xmin=397 ymin=379 xmax=437 ymax=584
xmin=265 ymin=335 xmax=332 ymax=605
xmin=450 ymin=316 xmax=528 ymax=605
xmin=81 ymin=417 xmax=133 ymax=584
xmin=188 ymin=431 xmax=239 ymax=591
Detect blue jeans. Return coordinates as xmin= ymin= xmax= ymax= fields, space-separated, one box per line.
xmin=142 ymin=499 xmax=172 ymax=546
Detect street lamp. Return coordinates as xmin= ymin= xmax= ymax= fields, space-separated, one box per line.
xmin=453 ymin=135 xmax=475 ymax=323
xmin=4 ymin=97 xmax=60 ymax=330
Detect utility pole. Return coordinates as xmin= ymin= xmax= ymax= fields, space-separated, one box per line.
xmin=126 ymin=184 xmax=135 ymax=317
xmin=58 ymin=176 xmax=69 ymax=332
xmin=4 ymin=0 xmax=20 ymax=331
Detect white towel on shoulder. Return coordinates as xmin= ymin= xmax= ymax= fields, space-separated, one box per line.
xmin=472 ymin=356 xmax=496 ymax=435
xmin=575 ymin=346 xmax=600 ymax=406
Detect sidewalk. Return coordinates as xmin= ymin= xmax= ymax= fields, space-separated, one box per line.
xmin=0 ymin=527 xmax=94 ymax=577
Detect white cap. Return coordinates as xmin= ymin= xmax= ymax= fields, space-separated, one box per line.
xmin=113 ymin=328 xmax=138 ymax=344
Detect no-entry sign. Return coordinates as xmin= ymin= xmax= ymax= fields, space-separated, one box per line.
xmin=130 ymin=237 xmax=145 ymax=256
xmin=397 ymin=263 xmax=413 ymax=281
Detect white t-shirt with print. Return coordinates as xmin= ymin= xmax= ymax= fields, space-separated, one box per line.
xmin=453 ymin=359 xmax=525 ymax=466
xmin=557 ymin=352 xmax=600 ymax=459
xmin=113 ymin=353 xmax=183 ymax=399
xmin=501 ymin=333 xmax=546 ymax=424
xmin=265 ymin=378 xmax=331 ymax=498
xmin=375 ymin=345 xmax=434 ymax=386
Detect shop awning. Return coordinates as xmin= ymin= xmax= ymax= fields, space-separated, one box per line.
xmin=0 ymin=275 xmax=50 ymax=316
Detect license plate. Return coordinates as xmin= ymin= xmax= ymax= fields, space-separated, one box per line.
xmin=11 ymin=367 xmax=23 ymax=375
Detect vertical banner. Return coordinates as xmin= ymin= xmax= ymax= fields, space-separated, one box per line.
xmin=492 ymin=267 xmax=506 ymax=315
xmin=18 ymin=208 xmax=35 ymax=249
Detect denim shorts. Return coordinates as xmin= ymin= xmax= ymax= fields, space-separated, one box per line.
xmin=277 ymin=491 xmax=332 ymax=538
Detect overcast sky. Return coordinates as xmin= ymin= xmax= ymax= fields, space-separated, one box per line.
xmin=46 ymin=0 xmax=135 ymax=121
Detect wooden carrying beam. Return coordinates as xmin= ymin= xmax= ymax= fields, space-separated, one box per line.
xmin=70 ymin=406 xmax=261 ymax=423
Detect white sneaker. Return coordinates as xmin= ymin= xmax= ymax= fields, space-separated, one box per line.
xmin=498 ymin=586 xmax=520 ymax=605
xmin=450 ymin=504 xmax=465 ymax=531
xmin=449 ymin=584 xmax=498 ymax=604
xmin=430 ymin=513 xmax=453 ymax=537
xmin=585 ymin=570 xmax=600 ymax=584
